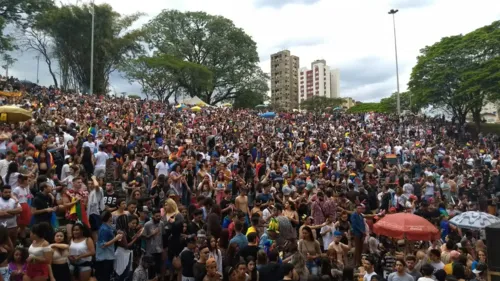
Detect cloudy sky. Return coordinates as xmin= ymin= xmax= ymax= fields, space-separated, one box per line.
xmin=7 ymin=0 xmax=500 ymax=101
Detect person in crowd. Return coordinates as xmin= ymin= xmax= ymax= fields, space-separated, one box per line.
xmin=68 ymin=222 xmax=95 ymax=281
xmin=25 ymin=223 xmax=53 ymax=281
xmin=49 ymin=230 xmax=71 ymax=281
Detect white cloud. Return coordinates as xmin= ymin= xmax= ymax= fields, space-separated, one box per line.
xmin=8 ymin=0 xmax=500 ymax=101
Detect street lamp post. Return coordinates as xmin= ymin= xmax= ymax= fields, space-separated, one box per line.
xmin=36 ymin=55 xmax=40 ymax=84
xmin=388 ymin=9 xmax=401 ymax=116
xmin=90 ymin=0 xmax=95 ymax=95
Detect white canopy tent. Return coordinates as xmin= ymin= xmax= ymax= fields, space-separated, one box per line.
xmin=178 ymin=96 xmax=210 ymax=107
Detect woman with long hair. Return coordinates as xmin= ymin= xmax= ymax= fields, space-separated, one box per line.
xmin=80 ymin=147 xmax=94 ymax=179
xmin=206 ymin=205 xmax=222 ymax=240
xmin=3 ymin=162 xmax=19 ymax=189
xmin=218 ymin=230 xmax=230 ymax=258
xmin=298 ymin=226 xmax=321 ymax=276
xmin=114 ymin=214 xmax=143 ymax=281
xmin=245 ymin=257 xmax=258 ymax=281
xmin=163 ymin=199 xmax=184 ymax=267
xmin=207 ymin=235 xmax=223 ymax=274
xmin=68 ymin=222 xmax=95 ymax=281
xmin=35 ymin=143 xmax=54 ymax=176
xmin=49 ymin=230 xmax=71 ymax=281
xmin=24 ymin=223 xmax=53 ymax=281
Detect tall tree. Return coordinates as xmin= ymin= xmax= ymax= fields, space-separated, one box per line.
xmin=36 ymin=3 xmax=142 ymax=94
xmin=409 ymin=35 xmax=473 ymax=124
xmin=18 ymin=29 xmax=58 ymax=87
xmin=409 ymin=20 xmax=500 ymax=129
xmin=143 ymin=10 xmax=267 ymax=105
xmin=0 ymin=0 xmax=54 ymax=53
xmin=1 ymin=53 xmax=16 ymax=76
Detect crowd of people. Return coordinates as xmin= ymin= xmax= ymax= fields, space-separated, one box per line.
xmin=0 ymin=83 xmax=496 ymax=281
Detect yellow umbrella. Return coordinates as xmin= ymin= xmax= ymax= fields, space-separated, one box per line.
xmin=222 ymin=103 xmax=232 ymax=107
xmin=191 ymin=106 xmax=202 ymax=112
xmin=0 ymin=105 xmax=32 ymax=123
xmin=196 ymin=102 xmax=207 ymax=107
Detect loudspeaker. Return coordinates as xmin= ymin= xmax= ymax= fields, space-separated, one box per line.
xmin=485 ymin=222 xmax=500 ymax=272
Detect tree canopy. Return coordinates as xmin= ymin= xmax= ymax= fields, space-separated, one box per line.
xmin=300 ymin=96 xmax=345 ymax=112
xmin=347 ymin=103 xmax=389 ymax=113
xmin=142 ymin=10 xmax=268 ymax=105
xmin=379 ymin=91 xmax=413 ymax=113
xmin=0 ymin=0 xmax=54 ymax=53
xmin=36 ymin=3 xmax=143 ymax=93
xmin=119 ymin=54 xmax=212 ymax=103
xmin=409 ymin=20 xmax=500 ymax=128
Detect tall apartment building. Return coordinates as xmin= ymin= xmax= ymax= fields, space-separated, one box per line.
xmin=270 ymin=50 xmax=299 ymax=111
xmin=298 ymin=59 xmax=340 ymax=105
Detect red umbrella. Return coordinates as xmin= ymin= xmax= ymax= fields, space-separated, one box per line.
xmin=373 ymin=213 xmax=440 ymax=241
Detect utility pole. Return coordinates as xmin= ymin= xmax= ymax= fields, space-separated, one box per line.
xmin=36 ymin=55 xmax=40 ymax=84
xmin=388 ymin=9 xmax=401 ymax=116
xmin=90 ymin=0 xmax=95 ymax=94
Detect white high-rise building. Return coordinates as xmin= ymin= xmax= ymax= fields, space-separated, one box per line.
xmin=298 ymin=59 xmax=340 ymax=105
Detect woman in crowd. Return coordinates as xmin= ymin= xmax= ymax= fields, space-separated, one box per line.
xmin=49 ymin=230 xmax=71 ymax=281
xmin=25 ymin=223 xmax=52 ymax=281
xmin=68 ymin=222 xmax=95 ymax=281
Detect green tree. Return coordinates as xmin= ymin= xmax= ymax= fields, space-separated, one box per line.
xmin=0 ymin=0 xmax=54 ymax=53
xmin=143 ymin=10 xmax=267 ymax=105
xmin=1 ymin=53 xmax=16 ymax=76
xmin=409 ymin=20 xmax=500 ymax=129
xmin=36 ymin=3 xmax=142 ymax=94
xmin=347 ymin=103 xmax=389 ymax=113
xmin=300 ymin=96 xmax=345 ymax=112
xmin=127 ymin=94 xmax=141 ymax=99
xmin=120 ymin=54 xmax=212 ymax=103
xmin=380 ymin=91 xmax=415 ymax=113
xmin=409 ymin=35 xmax=472 ymax=124
xmin=233 ymin=69 xmax=269 ymax=108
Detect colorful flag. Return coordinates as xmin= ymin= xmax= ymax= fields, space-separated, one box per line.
xmin=69 ymin=199 xmax=90 ymax=228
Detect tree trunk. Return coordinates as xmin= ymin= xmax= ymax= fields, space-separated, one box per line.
xmin=46 ymin=60 xmax=58 ymax=88
xmin=472 ymin=109 xmax=482 ymax=135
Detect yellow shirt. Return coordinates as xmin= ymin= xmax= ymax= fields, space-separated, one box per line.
xmin=246 ymin=226 xmax=256 ymax=236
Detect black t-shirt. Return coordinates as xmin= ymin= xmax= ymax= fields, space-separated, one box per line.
xmin=220 ymin=198 xmax=232 ymax=218
xmin=103 ymin=192 xmax=118 ymax=209
xmin=239 ymin=245 xmax=260 ymax=261
xmin=180 ymin=249 xmax=195 ymax=277
xmin=33 ymin=193 xmax=52 ymax=224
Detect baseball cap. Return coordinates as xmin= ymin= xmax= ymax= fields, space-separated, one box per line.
xmin=185 ymin=235 xmax=197 ymax=245
xmin=334 ymin=231 xmax=343 ymax=236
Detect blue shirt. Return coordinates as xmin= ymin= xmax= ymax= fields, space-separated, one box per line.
xmin=229 ymin=233 xmax=248 ymax=250
xmin=350 ymin=212 xmax=366 ymax=237
xmin=96 ymin=223 xmax=115 ymax=261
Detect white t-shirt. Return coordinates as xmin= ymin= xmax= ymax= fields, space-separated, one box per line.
xmin=320 ymin=223 xmax=336 ymax=250
xmin=364 ymin=271 xmax=377 ymax=281
xmin=82 ymin=141 xmax=96 ymax=153
xmin=0 ymin=159 xmax=10 ymax=178
xmin=94 ymin=151 xmax=109 ymax=169
xmin=430 ymin=261 xmax=444 ymax=271
xmin=155 ymin=161 xmax=169 ymax=176
xmin=2 ymin=172 xmax=19 ymax=189
xmin=13 ymin=186 xmax=30 ymax=204
xmin=0 ymin=198 xmax=19 ymax=228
